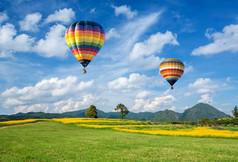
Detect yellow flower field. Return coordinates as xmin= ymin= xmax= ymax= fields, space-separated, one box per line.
xmin=1 ymin=118 xmax=238 ymax=139
xmin=0 ymin=119 xmax=48 ymax=125
xmin=77 ymin=124 xmax=153 ymax=128
xmin=53 ymin=118 xmax=143 ymax=124
xmin=114 ymin=127 xmax=238 ymax=138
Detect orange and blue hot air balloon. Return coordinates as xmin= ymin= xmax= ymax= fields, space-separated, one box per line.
xmin=159 ymin=58 xmax=185 ymax=89
xmin=65 ymin=21 xmax=105 ymax=74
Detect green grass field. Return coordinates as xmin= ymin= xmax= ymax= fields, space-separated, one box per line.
xmin=0 ymin=121 xmax=238 ymax=161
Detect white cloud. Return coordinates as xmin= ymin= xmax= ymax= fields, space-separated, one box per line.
xmin=136 ymin=90 xmax=152 ymax=99
xmin=130 ymin=31 xmax=179 ymax=60
xmin=53 ymin=94 xmax=100 ymax=113
xmin=14 ymin=104 xmax=49 ymax=113
xmin=131 ymin=95 xmax=176 ymax=112
xmin=19 ymin=12 xmax=42 ymax=31
xmin=192 ymin=24 xmax=238 ymax=55
xmin=108 ymin=73 xmax=148 ymax=92
xmin=104 ymin=12 xmax=161 ymax=62
xmin=184 ymin=92 xmax=191 ymax=97
xmin=129 ymin=31 xmax=179 ymax=70
xmin=198 ymin=94 xmax=213 ymax=104
xmin=188 ymin=78 xmax=225 ymax=104
xmin=189 ymin=78 xmax=218 ymax=94
xmin=77 ymin=80 xmax=94 ymax=91
xmin=226 ymin=77 xmax=238 ymax=83
xmin=33 ymin=24 xmax=68 ymax=58
xmin=90 ymin=8 xmax=96 ymax=14
xmin=0 ymin=11 xmax=8 ymax=24
xmin=184 ymin=65 xmax=194 ymax=73
xmin=12 ymin=93 xmax=102 ymax=114
xmin=1 ymin=76 xmax=94 ymax=109
xmin=113 ymin=5 xmax=138 ymax=19
xmin=4 ymin=98 xmax=24 ymax=106
xmin=184 ymin=106 xmax=189 ymax=110
xmin=45 ymin=8 xmax=75 ymax=25
xmin=108 ymin=73 xmax=159 ymax=92
xmin=226 ymin=77 xmax=231 ymax=82
xmin=106 ymin=28 xmax=120 ymax=40
xmin=205 ymin=28 xmax=214 ymax=39
xmin=131 ymin=99 xmax=149 ymax=112
xmin=170 ymin=106 xmax=176 ymax=111
xmin=0 ymin=23 xmax=34 ymax=58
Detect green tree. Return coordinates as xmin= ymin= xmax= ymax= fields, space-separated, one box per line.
xmin=85 ymin=105 xmax=98 ymax=118
xmin=200 ymin=117 xmax=210 ymax=126
xmin=114 ymin=103 xmax=129 ymax=119
xmin=0 ymin=117 xmax=9 ymax=121
xmin=232 ymin=106 xmax=238 ymax=117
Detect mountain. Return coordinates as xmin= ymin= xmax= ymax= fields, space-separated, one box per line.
xmin=181 ymin=103 xmax=229 ymax=121
xmin=63 ymin=109 xmax=87 ymax=117
xmin=154 ymin=110 xmax=182 ymax=121
xmin=0 ymin=112 xmax=72 ymax=120
xmin=126 ymin=112 xmax=155 ymax=121
xmin=0 ymin=103 xmax=230 ymax=122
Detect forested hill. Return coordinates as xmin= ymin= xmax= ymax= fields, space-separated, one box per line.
xmin=0 ymin=103 xmax=230 ymax=122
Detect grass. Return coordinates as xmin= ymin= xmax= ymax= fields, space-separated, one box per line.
xmin=0 ymin=121 xmax=238 ymax=161
xmin=222 ymin=126 xmax=238 ymax=131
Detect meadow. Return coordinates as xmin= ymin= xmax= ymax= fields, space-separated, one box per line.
xmin=0 ymin=119 xmax=238 ymax=161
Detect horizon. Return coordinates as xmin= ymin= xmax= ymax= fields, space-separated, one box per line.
xmin=0 ymin=102 xmax=231 ymax=116
xmin=0 ymin=0 xmax=238 ymax=116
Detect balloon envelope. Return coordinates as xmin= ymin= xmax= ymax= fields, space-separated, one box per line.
xmin=65 ymin=21 xmax=105 ymax=72
xmin=159 ymin=58 xmax=185 ymax=89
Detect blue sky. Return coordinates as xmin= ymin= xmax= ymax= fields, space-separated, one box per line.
xmin=0 ymin=0 xmax=238 ymax=115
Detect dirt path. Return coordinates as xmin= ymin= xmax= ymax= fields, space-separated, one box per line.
xmin=0 ymin=122 xmax=39 ymax=130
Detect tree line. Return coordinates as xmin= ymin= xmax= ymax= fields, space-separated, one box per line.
xmin=85 ymin=103 xmax=129 ymax=119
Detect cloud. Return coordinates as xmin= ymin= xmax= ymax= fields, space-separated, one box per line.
xmin=44 ymin=8 xmax=75 ymax=25
xmin=19 ymin=12 xmax=42 ymax=31
xmin=108 ymin=73 xmax=160 ymax=93
xmin=131 ymin=95 xmax=176 ymax=112
xmin=106 ymin=28 xmax=120 ymax=40
xmin=103 ymin=12 xmax=161 ymax=62
xmin=13 ymin=93 xmax=102 ymax=114
xmin=53 ymin=94 xmax=101 ymax=113
xmin=129 ymin=31 xmax=179 ymax=70
xmin=130 ymin=31 xmax=179 ymax=60
xmin=170 ymin=106 xmax=176 ymax=111
xmin=12 ymin=93 xmax=104 ymax=114
xmin=136 ymin=90 xmax=152 ymax=99
xmin=33 ymin=24 xmax=68 ymax=58
xmin=189 ymin=78 xmax=218 ymax=94
xmin=0 ymin=11 xmax=8 ymax=24
xmin=90 ymin=8 xmax=95 ymax=14
xmin=1 ymin=76 xmax=94 ymax=109
xmin=184 ymin=65 xmax=194 ymax=73
xmin=226 ymin=77 xmax=238 ymax=83
xmin=188 ymin=78 xmax=226 ymax=105
xmin=14 ymin=104 xmax=49 ymax=114
xmin=0 ymin=23 xmax=34 ymax=58
xmin=192 ymin=24 xmax=238 ymax=55
xmin=113 ymin=5 xmax=138 ymax=19
xmin=108 ymin=73 xmax=148 ymax=92
xmin=205 ymin=28 xmax=214 ymax=39
xmin=198 ymin=94 xmax=213 ymax=104
xmin=184 ymin=92 xmax=191 ymax=97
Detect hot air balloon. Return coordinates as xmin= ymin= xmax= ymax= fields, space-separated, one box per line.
xmin=159 ymin=58 xmax=185 ymax=89
xmin=65 ymin=21 xmax=105 ymax=74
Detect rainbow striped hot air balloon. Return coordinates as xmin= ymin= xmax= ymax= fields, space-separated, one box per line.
xmin=65 ymin=21 xmax=105 ymax=74
xmin=159 ymin=58 xmax=185 ymax=89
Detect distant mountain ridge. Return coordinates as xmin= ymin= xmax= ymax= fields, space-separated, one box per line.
xmin=0 ymin=103 xmax=230 ymax=122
